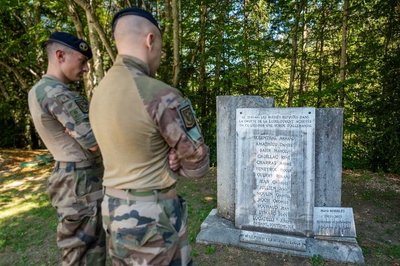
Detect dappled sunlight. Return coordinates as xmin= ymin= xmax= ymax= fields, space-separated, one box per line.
xmin=0 ymin=149 xmax=52 ymax=196
xmin=0 ymin=149 xmax=53 ymax=220
xmin=0 ymin=149 xmax=49 ymax=169
xmin=1 ymin=169 xmax=50 ymax=192
xmin=0 ymin=200 xmax=46 ymax=220
xmin=204 ymin=196 xmax=214 ymax=201
xmin=343 ymin=169 xmax=400 ymax=194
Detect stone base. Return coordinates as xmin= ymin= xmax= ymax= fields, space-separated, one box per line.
xmin=196 ymin=209 xmax=365 ymax=264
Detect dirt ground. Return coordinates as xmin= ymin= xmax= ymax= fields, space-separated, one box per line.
xmin=191 ymin=168 xmax=400 ymax=266
xmin=0 ymin=149 xmax=399 ymax=266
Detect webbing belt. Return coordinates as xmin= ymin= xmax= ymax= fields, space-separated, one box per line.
xmin=105 ymin=186 xmax=177 ymax=202
xmin=55 ymin=157 xmax=102 ymax=169
xmin=76 ymin=189 xmax=104 ymax=204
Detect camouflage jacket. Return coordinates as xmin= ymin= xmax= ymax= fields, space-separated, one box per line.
xmin=90 ymin=55 xmax=209 ymax=190
xmin=28 ymin=75 xmax=99 ymax=162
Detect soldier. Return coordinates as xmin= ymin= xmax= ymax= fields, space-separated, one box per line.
xmin=89 ymin=7 xmax=210 ymax=266
xmin=28 ymin=32 xmax=106 ymax=265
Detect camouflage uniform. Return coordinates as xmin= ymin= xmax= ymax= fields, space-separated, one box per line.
xmin=90 ymin=55 xmax=210 ymax=265
xmin=28 ymin=75 xmax=106 ymax=265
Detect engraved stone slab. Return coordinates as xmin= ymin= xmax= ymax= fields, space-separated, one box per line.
xmin=314 ymin=207 xmax=357 ymax=237
xmin=240 ymin=230 xmax=307 ymax=251
xmin=217 ymin=96 xmax=274 ymax=221
xmin=235 ymin=108 xmax=315 ymax=236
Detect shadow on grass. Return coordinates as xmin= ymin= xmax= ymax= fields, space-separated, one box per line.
xmin=0 ymin=150 xmax=59 ymax=265
xmin=0 ymin=195 xmax=59 ymax=266
xmin=1 ymin=150 xmax=400 ymax=266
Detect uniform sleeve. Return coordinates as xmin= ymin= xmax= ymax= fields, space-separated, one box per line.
xmin=148 ymin=88 xmax=210 ymax=178
xmin=44 ymin=88 xmax=97 ymax=150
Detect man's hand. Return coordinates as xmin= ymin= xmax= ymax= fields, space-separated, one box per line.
xmin=65 ymin=128 xmax=73 ymax=136
xmin=88 ymin=144 xmax=99 ymax=152
xmin=65 ymin=127 xmax=98 ymax=152
xmin=168 ymin=149 xmax=180 ymax=171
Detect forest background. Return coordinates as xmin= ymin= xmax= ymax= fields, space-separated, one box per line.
xmin=0 ymin=0 xmax=399 ymax=173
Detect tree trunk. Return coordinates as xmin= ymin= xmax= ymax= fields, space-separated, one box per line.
xmin=0 ymin=81 xmax=10 ymax=100
xmin=66 ymin=0 xmax=84 ymax=37
xmin=199 ymin=2 xmax=207 ymax=118
xmin=65 ymin=0 xmax=92 ymax=96
xmin=171 ymin=0 xmax=180 ymax=87
xmin=159 ymin=0 xmax=172 ymax=84
xmin=339 ymin=0 xmax=349 ymax=107
xmin=85 ymin=4 xmax=104 ymax=98
xmin=73 ymin=0 xmax=116 ymax=62
xmin=243 ymin=0 xmax=252 ymax=95
xmin=214 ymin=0 xmax=228 ymax=97
xmin=299 ymin=0 xmax=308 ymax=106
xmin=288 ymin=1 xmax=301 ymax=107
xmin=0 ymin=61 xmax=29 ymax=90
xmin=317 ymin=29 xmax=324 ymax=108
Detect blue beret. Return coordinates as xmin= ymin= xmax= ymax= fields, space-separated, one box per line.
xmin=112 ymin=7 xmax=160 ymax=33
xmin=43 ymin=32 xmax=93 ymax=59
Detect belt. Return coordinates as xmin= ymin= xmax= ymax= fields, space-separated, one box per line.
xmin=82 ymin=190 xmax=104 ymax=203
xmin=55 ymin=156 xmax=102 ymax=169
xmin=105 ymin=185 xmax=177 ymax=202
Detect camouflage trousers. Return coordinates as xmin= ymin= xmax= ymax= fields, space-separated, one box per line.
xmin=48 ymin=160 xmax=106 ymax=266
xmin=102 ymin=187 xmax=192 ymax=266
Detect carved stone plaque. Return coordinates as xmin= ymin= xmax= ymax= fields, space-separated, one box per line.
xmin=314 ymin=207 xmax=357 ymax=237
xmin=235 ymin=108 xmax=315 ymax=236
xmin=240 ymin=230 xmax=307 ymax=251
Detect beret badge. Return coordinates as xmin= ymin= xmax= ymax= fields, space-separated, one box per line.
xmin=79 ymin=42 xmax=89 ymax=52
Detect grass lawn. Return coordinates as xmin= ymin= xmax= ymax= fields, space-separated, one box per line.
xmin=0 ymin=149 xmax=399 ymax=266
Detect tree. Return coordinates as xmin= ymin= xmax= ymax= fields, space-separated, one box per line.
xmin=171 ymin=0 xmax=180 ymax=87
xmin=339 ymin=0 xmax=349 ymax=107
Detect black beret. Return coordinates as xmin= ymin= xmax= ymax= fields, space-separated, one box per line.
xmin=43 ymin=32 xmax=93 ymax=59
xmin=112 ymin=7 xmax=160 ymax=33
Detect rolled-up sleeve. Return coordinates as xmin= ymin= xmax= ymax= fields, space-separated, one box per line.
xmin=45 ymin=89 xmax=97 ymax=150
xmin=149 ymin=87 xmax=210 ymax=178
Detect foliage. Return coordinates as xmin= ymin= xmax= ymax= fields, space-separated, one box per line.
xmin=0 ymin=0 xmax=399 ymax=171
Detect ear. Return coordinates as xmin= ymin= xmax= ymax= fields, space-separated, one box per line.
xmin=145 ymin=33 xmax=155 ymax=50
xmin=55 ymin=50 xmax=65 ymax=63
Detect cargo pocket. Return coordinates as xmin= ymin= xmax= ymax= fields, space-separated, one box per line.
xmin=75 ymin=167 xmax=103 ymax=198
xmin=57 ymin=202 xmax=98 ymax=248
xmin=47 ymin=170 xmax=76 ymax=208
xmin=75 ymin=170 xmax=89 ymax=197
xmin=178 ymin=196 xmax=188 ymax=232
xmin=112 ymin=202 xmax=165 ymax=257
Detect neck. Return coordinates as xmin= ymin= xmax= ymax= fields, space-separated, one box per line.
xmin=46 ymin=66 xmax=69 ymax=84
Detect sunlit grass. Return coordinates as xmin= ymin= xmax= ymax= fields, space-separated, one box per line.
xmin=0 ymin=150 xmax=59 ymax=265
xmin=0 ymin=201 xmax=44 ymax=219
xmin=0 ymin=167 xmax=51 ymax=219
xmin=1 ymin=150 xmax=399 ymax=265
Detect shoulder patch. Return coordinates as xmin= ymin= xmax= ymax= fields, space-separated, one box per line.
xmin=74 ymin=97 xmax=89 ymax=113
xmin=178 ymin=99 xmax=203 ymax=145
xmin=180 ymin=105 xmax=196 ymax=129
xmin=56 ymin=94 xmax=72 ymax=104
xmin=54 ymin=91 xmax=89 ymax=124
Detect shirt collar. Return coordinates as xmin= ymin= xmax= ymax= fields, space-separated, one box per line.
xmin=42 ymin=74 xmax=69 ymax=87
xmin=116 ymin=54 xmax=151 ymax=76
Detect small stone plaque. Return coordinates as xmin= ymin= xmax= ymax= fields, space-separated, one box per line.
xmin=240 ymin=230 xmax=307 ymax=251
xmin=314 ymin=207 xmax=356 ymax=237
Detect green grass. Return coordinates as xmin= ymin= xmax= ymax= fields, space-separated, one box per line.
xmin=1 ymin=153 xmax=399 ymax=266
xmin=0 ymin=163 xmax=218 ymax=265
xmin=310 ymin=254 xmax=325 ymax=266
xmin=0 ymin=157 xmax=59 ymax=266
xmin=365 ymin=243 xmax=400 ymax=259
xmin=176 ymin=168 xmax=218 ymax=253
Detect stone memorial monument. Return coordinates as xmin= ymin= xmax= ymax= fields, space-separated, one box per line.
xmin=196 ymin=96 xmax=364 ymax=264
